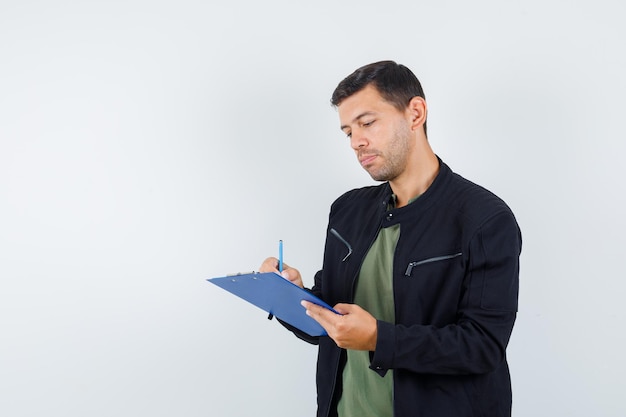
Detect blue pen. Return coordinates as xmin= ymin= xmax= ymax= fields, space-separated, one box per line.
xmin=267 ymin=240 xmax=284 ymax=322
xmin=278 ymin=240 xmax=284 ymax=273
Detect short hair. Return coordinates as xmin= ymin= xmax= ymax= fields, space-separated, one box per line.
xmin=331 ymin=60 xmax=427 ymax=135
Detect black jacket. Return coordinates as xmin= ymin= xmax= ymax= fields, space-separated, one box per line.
xmin=290 ymin=160 xmax=522 ymax=417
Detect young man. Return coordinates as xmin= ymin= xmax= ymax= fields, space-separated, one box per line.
xmin=260 ymin=61 xmax=522 ymax=417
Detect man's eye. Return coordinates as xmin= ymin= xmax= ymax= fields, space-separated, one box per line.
xmin=345 ymin=132 xmax=352 ymax=138
xmin=362 ymin=120 xmax=374 ymax=127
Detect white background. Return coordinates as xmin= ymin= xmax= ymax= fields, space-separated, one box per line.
xmin=1 ymin=1 xmax=624 ymax=416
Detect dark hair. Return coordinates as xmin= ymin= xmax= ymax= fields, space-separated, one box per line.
xmin=331 ymin=60 xmax=427 ymax=135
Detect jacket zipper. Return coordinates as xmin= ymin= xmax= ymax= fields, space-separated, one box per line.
xmin=329 ymin=228 xmax=353 ymax=262
xmin=325 ymin=223 xmax=382 ymax=417
xmin=404 ymin=252 xmax=462 ymax=276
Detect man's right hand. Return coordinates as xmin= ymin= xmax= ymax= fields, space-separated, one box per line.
xmin=259 ymin=257 xmax=304 ymax=288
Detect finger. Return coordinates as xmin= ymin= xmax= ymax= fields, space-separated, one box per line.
xmin=279 ymin=267 xmax=294 ymax=280
xmin=278 ymin=264 xmax=304 ymax=288
xmin=258 ymin=257 xmax=279 ymax=273
xmin=301 ymin=301 xmax=330 ymax=329
xmin=302 ymin=300 xmax=341 ymax=327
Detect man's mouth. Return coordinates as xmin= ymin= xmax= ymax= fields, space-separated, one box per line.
xmin=359 ymin=154 xmax=377 ymax=166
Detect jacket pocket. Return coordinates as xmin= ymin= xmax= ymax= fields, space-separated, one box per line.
xmin=329 ymin=228 xmax=353 ymax=262
xmin=405 ymin=252 xmax=462 ymax=276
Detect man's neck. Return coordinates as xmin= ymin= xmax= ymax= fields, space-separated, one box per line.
xmin=389 ymin=151 xmax=439 ymax=208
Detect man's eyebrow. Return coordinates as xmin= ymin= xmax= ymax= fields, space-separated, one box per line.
xmin=340 ymin=111 xmax=376 ymax=131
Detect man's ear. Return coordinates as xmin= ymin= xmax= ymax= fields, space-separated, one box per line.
xmin=407 ymin=96 xmax=427 ymax=132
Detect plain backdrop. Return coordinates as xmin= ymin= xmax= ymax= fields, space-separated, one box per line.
xmin=1 ymin=1 xmax=625 ymax=416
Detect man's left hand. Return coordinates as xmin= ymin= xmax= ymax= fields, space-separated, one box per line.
xmin=301 ymin=301 xmax=377 ymax=351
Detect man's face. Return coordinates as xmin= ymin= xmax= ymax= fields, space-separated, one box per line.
xmin=338 ymin=85 xmax=413 ymax=182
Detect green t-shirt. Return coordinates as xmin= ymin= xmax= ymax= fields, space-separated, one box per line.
xmin=336 ymin=223 xmax=400 ymax=417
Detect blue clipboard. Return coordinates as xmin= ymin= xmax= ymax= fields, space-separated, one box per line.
xmin=207 ymin=272 xmax=338 ymax=337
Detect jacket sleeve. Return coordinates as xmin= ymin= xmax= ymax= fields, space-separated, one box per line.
xmin=370 ymin=210 xmax=521 ymax=376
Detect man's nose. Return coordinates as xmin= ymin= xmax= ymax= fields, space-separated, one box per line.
xmin=350 ymin=129 xmax=368 ymax=150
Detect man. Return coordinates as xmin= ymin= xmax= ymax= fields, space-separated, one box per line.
xmin=260 ymin=60 xmax=521 ymax=417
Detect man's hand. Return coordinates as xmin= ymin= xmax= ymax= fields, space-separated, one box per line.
xmin=258 ymin=257 xmax=304 ymax=288
xmin=302 ymin=301 xmax=377 ymax=351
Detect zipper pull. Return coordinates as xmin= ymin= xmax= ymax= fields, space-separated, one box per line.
xmin=405 ymin=262 xmax=417 ymax=276
xmin=330 ymin=228 xmax=353 ymax=262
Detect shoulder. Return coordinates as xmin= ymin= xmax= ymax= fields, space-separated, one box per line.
xmin=449 ymin=172 xmax=510 ymax=213
xmin=443 ymin=167 xmax=519 ymax=235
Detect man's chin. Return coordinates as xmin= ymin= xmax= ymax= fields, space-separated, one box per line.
xmin=366 ymin=170 xmax=390 ymax=182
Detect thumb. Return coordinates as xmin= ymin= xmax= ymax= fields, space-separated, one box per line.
xmin=333 ymin=303 xmax=354 ymax=315
xmin=280 ymin=269 xmax=297 ymax=283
